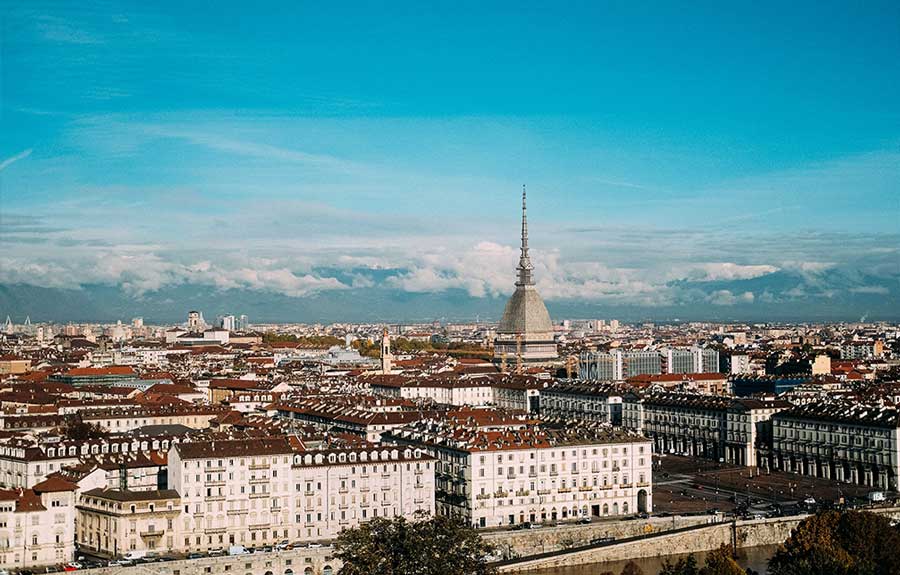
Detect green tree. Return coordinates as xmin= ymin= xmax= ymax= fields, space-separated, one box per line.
xmin=659 ymin=554 xmax=699 ymax=575
xmin=768 ymin=510 xmax=900 ymax=575
xmin=700 ymin=546 xmax=745 ymax=575
xmin=334 ymin=513 xmax=496 ymax=575
xmin=60 ymin=419 xmax=107 ymax=440
xmin=620 ymin=561 xmax=645 ymax=575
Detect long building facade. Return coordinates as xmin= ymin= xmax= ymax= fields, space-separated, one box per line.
xmin=770 ymin=403 xmax=900 ymax=490
xmin=387 ymin=422 xmax=652 ymax=529
xmin=622 ymin=392 xmax=790 ymax=467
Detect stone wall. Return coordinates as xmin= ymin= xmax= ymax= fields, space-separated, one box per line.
xmin=499 ymin=507 xmax=900 ymax=572
xmin=74 ymin=547 xmax=341 ymax=575
xmin=482 ymin=515 xmax=715 ymax=559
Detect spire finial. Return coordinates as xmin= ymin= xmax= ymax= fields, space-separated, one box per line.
xmin=516 ymin=185 xmax=534 ymax=286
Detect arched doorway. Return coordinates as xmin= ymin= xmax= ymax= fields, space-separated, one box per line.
xmin=637 ymin=489 xmax=649 ymax=513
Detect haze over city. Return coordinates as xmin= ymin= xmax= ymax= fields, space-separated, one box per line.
xmin=2 ymin=1 xmax=899 ymax=323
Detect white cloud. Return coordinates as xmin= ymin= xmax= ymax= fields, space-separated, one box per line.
xmin=684 ymin=262 xmax=778 ymax=282
xmin=0 ymin=149 xmax=33 ymax=172
xmin=849 ymin=286 xmax=889 ymax=295
xmin=707 ymin=290 xmax=755 ymax=306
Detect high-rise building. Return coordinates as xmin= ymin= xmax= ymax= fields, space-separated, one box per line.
xmin=663 ymin=349 xmax=694 ymax=374
xmin=237 ymin=314 xmax=249 ymax=331
xmin=691 ymin=347 xmax=720 ymax=373
xmin=493 ymin=187 xmax=558 ymax=364
xmin=219 ymin=315 xmax=236 ymax=331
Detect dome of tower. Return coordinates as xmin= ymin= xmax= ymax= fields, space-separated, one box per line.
xmin=497 ymin=285 xmax=553 ymax=335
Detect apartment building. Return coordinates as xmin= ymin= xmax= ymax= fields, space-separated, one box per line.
xmin=387 ymin=422 xmax=652 ymax=529
xmin=0 ymin=477 xmax=77 ymax=570
xmin=289 ymin=445 xmax=435 ymax=541
xmin=167 ymin=437 xmax=436 ymax=551
xmin=540 ymin=382 xmax=626 ymax=424
xmin=622 ymin=392 xmax=789 ymax=467
xmin=76 ymin=489 xmax=181 ymax=558
xmin=770 ymin=403 xmax=900 ymax=490
xmin=0 ymin=435 xmax=181 ymax=489
xmin=168 ymin=437 xmax=294 ymax=552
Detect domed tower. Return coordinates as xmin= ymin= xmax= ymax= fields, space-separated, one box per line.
xmin=493 ymin=187 xmax=558 ymax=365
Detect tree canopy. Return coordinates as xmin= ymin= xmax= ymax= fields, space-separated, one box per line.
xmin=60 ymin=419 xmax=107 ymax=440
xmin=659 ymin=546 xmax=744 ymax=575
xmin=768 ymin=510 xmax=900 ymax=575
xmin=334 ymin=513 xmax=496 ymax=575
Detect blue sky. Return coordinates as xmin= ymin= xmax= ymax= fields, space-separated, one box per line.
xmin=1 ymin=1 xmax=899 ymax=318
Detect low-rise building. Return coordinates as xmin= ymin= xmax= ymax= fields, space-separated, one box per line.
xmin=0 ymin=477 xmax=77 ymax=570
xmin=76 ymin=489 xmax=181 ymax=558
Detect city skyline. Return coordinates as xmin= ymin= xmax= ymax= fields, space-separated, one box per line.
xmin=3 ymin=1 xmax=899 ymax=322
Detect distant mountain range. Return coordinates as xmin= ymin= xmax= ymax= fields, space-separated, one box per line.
xmin=1 ymin=266 xmax=896 ymax=324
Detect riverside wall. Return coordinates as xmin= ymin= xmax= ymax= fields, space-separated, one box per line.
xmin=70 ymin=548 xmax=341 ymax=575
xmin=498 ymin=507 xmax=900 ymax=572
xmin=482 ymin=515 xmax=715 ymax=559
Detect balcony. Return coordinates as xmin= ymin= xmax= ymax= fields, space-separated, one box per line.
xmin=249 ymin=463 xmax=268 ymax=470
xmin=140 ymin=529 xmax=165 ymax=538
xmin=494 ymin=491 xmax=509 ymax=498
xmin=557 ymin=488 xmax=571 ymax=494
xmin=514 ymin=490 xmax=530 ymax=497
xmin=249 ymin=492 xmax=270 ymax=499
xmin=475 ymin=494 xmax=491 ymax=501
xmin=578 ymin=486 xmax=593 ymax=492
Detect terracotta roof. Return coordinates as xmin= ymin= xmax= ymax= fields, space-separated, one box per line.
xmin=82 ymin=488 xmax=180 ymax=502
xmin=174 ymin=437 xmax=293 ymax=459
xmin=63 ymin=366 xmax=136 ymax=377
xmin=33 ymin=476 xmax=78 ymax=493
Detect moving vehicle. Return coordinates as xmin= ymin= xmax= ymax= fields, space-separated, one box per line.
xmin=868 ymin=491 xmax=885 ymax=503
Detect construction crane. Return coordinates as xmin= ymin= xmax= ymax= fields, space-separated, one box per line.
xmin=515 ymin=334 xmax=523 ymax=375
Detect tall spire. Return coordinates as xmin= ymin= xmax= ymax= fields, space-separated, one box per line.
xmin=516 ymin=185 xmax=534 ymax=286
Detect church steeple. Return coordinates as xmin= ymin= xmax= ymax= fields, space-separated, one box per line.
xmin=516 ymin=185 xmax=535 ymax=286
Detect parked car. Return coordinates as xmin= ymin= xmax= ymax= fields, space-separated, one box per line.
xmin=187 ymin=553 xmax=204 ymax=560
xmin=123 ymin=551 xmax=147 ymax=562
